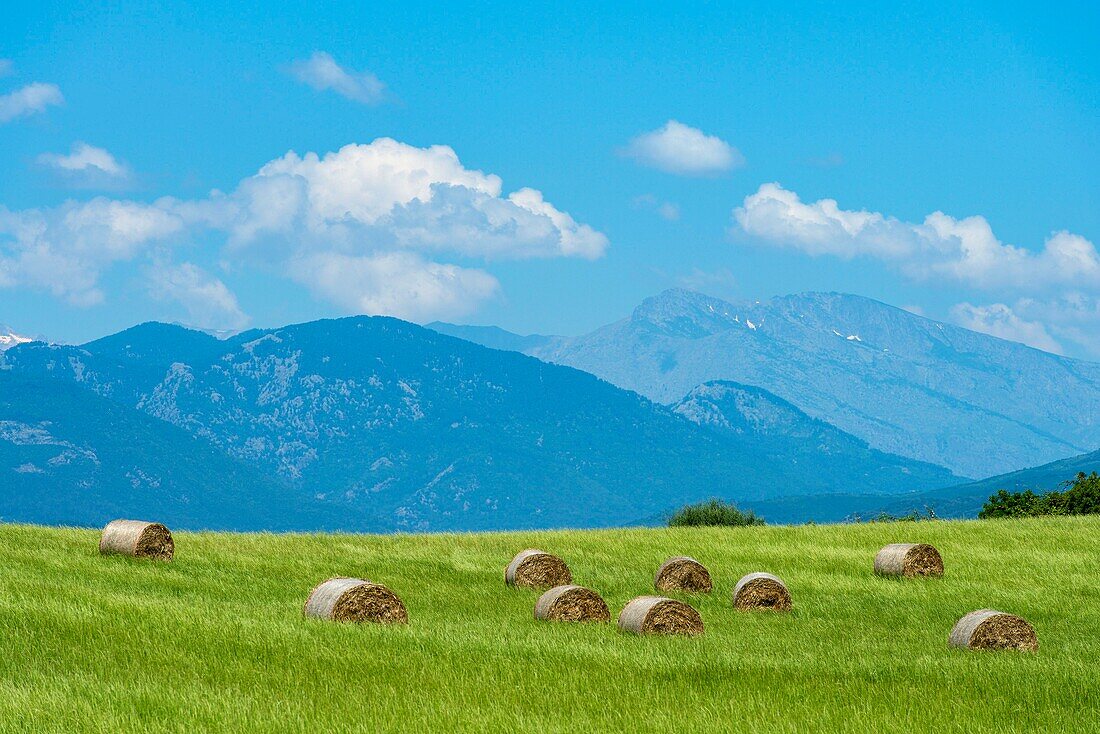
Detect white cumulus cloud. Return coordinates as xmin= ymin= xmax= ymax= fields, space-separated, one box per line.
xmin=291 ymin=251 xmax=500 ymax=323
xmin=148 ymin=261 xmax=250 ymax=331
xmin=623 ymin=120 xmax=743 ymax=176
xmin=0 ymin=82 xmax=63 ymax=123
xmin=0 ymin=138 xmax=606 ymax=323
xmin=287 ymin=51 xmax=387 ymax=105
xmin=950 ymin=302 xmax=1064 ymax=354
xmin=734 ymin=183 xmax=1100 ymax=291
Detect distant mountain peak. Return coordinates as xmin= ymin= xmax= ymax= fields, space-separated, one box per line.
xmin=0 ymin=324 xmax=36 ymax=352
xmin=631 ymin=289 xmax=746 ymax=338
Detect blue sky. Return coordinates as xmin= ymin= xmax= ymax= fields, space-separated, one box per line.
xmin=1 ymin=1 xmax=1098 ymax=357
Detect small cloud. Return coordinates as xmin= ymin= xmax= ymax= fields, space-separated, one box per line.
xmin=0 ymin=82 xmax=63 ymax=123
xmin=287 ymin=51 xmax=387 ymax=105
xmin=622 ymin=120 xmax=744 ymax=176
xmin=632 ymin=193 xmax=680 ymax=221
xmin=36 ymin=142 xmax=132 ymax=188
xmin=0 ymin=59 xmax=13 ymax=78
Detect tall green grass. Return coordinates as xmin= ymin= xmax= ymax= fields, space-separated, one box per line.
xmin=0 ymin=518 xmax=1097 ymax=733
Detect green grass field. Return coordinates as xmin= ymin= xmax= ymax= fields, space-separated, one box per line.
xmin=1 ymin=518 xmax=1097 ymax=733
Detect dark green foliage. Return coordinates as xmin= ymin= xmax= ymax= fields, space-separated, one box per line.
xmin=668 ymin=499 xmax=764 ymax=527
xmin=979 ymin=472 xmax=1100 ymax=519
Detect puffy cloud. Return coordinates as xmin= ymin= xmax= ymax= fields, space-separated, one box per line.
xmin=287 ymin=52 xmax=387 ymax=105
xmin=37 ymin=142 xmax=132 ymax=187
xmin=952 ymin=295 xmax=1100 ymax=359
xmin=0 ymin=138 xmax=606 ymax=322
xmin=0 ymin=198 xmax=185 ymax=305
xmin=0 ymin=82 xmax=63 ymax=123
xmin=623 ymin=120 xmax=743 ymax=176
xmin=950 ymin=302 xmax=1064 ymax=354
xmin=290 ymin=251 xmax=499 ymax=322
xmin=147 ymin=261 xmax=250 ymax=331
xmin=223 ymin=140 xmax=608 ymax=261
xmin=735 ymin=183 xmax=1100 ymax=291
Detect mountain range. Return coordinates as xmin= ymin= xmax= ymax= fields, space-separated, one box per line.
xmin=430 ymin=289 xmax=1100 ymax=479
xmin=1 ymin=316 xmax=958 ymax=531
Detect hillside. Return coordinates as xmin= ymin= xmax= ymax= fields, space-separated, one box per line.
xmin=433 ymin=289 xmax=1100 ymax=478
xmin=0 ymin=317 xmax=955 ymax=531
xmin=0 ymin=371 xmax=338 ymax=530
xmin=672 ymin=380 xmax=960 ymax=491
xmin=1 ymin=519 xmax=1096 ymax=733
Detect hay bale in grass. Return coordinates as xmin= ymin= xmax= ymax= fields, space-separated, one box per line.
xmin=617 ymin=596 xmax=704 ymax=636
xmin=534 ymin=585 xmax=610 ymax=623
xmin=304 ymin=577 xmax=408 ymax=624
xmin=949 ymin=609 xmax=1038 ymax=651
xmin=654 ymin=556 xmax=713 ymax=593
xmin=505 ymin=549 xmax=572 ymax=589
xmin=732 ymin=572 xmax=791 ymax=612
xmin=874 ymin=543 xmax=944 ymax=578
xmin=99 ymin=519 xmax=174 ymax=560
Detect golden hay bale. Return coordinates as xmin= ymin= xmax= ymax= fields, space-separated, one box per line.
xmin=949 ymin=609 xmax=1038 ymax=651
xmin=654 ymin=556 xmax=713 ymax=593
xmin=303 ymin=577 xmax=408 ymax=624
xmin=505 ymin=549 xmax=572 ymax=589
xmin=874 ymin=543 xmax=944 ymax=578
xmin=534 ymin=585 xmax=610 ymax=623
xmin=617 ymin=595 xmax=704 ymax=636
xmin=732 ymin=572 xmax=791 ymax=612
xmin=99 ymin=519 xmax=174 ymax=561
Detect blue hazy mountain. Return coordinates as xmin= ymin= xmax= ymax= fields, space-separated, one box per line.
xmin=0 ymin=370 xmax=341 ymax=530
xmin=432 ymin=289 xmax=1100 ymax=478
xmin=671 ymin=380 xmax=956 ymax=488
xmin=1 ymin=316 xmax=958 ymax=531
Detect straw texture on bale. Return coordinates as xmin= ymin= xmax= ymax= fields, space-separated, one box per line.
xmin=505 ymin=549 xmax=572 ymax=589
xmin=303 ymin=577 xmax=408 ymax=624
xmin=617 ymin=596 xmax=704 ymax=636
xmin=874 ymin=543 xmax=944 ymax=578
xmin=949 ymin=609 xmax=1038 ymax=651
xmin=99 ymin=520 xmax=174 ymax=561
xmin=534 ymin=585 xmax=610 ymax=623
xmin=654 ymin=556 xmax=713 ymax=593
xmin=732 ymin=572 xmax=792 ymax=612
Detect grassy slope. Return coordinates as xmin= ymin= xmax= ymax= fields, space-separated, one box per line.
xmin=0 ymin=518 xmax=1097 ymax=733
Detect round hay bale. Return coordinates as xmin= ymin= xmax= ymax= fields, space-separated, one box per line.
xmin=874 ymin=543 xmax=944 ymax=578
xmin=949 ymin=609 xmax=1038 ymax=651
xmin=534 ymin=585 xmax=610 ymax=623
xmin=99 ymin=519 xmax=174 ymax=561
xmin=304 ymin=577 xmax=408 ymax=624
xmin=732 ymin=572 xmax=791 ymax=612
xmin=617 ymin=595 xmax=704 ymax=636
xmin=654 ymin=556 xmax=713 ymax=593
xmin=505 ymin=549 xmax=572 ymax=589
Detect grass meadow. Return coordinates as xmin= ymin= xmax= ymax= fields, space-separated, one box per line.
xmin=0 ymin=517 xmax=1097 ymax=733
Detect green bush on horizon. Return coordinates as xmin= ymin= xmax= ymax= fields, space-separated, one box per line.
xmin=668 ymin=498 xmax=765 ymax=527
xmin=980 ymin=471 xmax=1100 ymax=519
